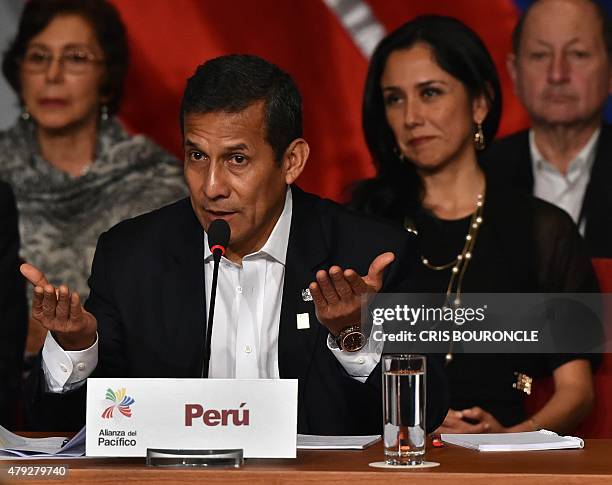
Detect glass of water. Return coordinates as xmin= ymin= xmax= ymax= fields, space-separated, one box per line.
xmin=382 ymin=354 xmax=426 ymax=466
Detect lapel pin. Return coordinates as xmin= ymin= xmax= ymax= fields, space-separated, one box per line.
xmin=297 ymin=313 xmax=310 ymax=330
xmin=301 ymin=288 xmax=313 ymax=301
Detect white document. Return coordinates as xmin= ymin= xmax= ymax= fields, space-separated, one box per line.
xmin=0 ymin=425 xmax=85 ymax=458
xmin=297 ymin=434 xmax=381 ymax=450
xmin=441 ymin=429 xmax=584 ymax=452
xmin=86 ymin=378 xmax=298 ymax=458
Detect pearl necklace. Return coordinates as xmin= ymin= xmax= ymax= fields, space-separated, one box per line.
xmin=405 ymin=191 xmax=485 ymax=364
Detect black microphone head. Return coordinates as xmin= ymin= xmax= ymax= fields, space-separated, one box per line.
xmin=208 ymin=219 xmax=231 ymax=256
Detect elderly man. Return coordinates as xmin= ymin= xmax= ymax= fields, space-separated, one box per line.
xmin=485 ymin=0 xmax=612 ymax=257
xmin=22 ymin=54 xmax=448 ymax=434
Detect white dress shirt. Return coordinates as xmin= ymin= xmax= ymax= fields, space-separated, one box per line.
xmin=530 ymin=128 xmax=599 ymax=234
xmin=42 ymin=187 xmax=381 ymax=391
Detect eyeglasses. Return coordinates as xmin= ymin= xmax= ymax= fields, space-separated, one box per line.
xmin=21 ymin=48 xmax=104 ymax=74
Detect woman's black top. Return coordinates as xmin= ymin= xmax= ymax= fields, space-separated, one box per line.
xmin=355 ymin=176 xmax=600 ymax=427
xmin=413 ymin=183 xmax=599 ymax=426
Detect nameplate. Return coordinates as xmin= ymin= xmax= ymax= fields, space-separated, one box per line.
xmin=85 ymin=378 xmax=298 ymax=458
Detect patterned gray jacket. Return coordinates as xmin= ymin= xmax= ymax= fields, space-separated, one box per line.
xmin=0 ymin=117 xmax=188 ymax=298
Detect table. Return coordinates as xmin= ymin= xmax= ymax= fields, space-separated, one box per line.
xmin=3 ymin=438 xmax=612 ymax=484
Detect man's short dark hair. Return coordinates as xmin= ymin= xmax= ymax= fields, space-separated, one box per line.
xmin=512 ymin=0 xmax=612 ymax=56
xmin=2 ymin=0 xmax=128 ymax=116
xmin=180 ymin=54 xmax=303 ymax=163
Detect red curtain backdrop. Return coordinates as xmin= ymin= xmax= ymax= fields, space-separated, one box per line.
xmin=111 ymin=0 xmax=528 ymax=202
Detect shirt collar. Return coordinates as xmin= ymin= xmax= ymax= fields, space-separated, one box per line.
xmin=529 ymin=127 xmax=600 ymax=175
xmin=203 ymin=186 xmax=292 ymax=265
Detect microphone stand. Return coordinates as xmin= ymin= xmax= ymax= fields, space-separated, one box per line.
xmin=201 ymin=249 xmax=221 ymax=378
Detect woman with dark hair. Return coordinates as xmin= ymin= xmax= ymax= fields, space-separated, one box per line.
xmin=352 ymin=15 xmax=598 ymax=434
xmin=0 ymin=0 xmax=186 ymax=314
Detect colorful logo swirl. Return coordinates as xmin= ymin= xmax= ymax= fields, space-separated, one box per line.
xmin=101 ymin=388 xmax=135 ymax=419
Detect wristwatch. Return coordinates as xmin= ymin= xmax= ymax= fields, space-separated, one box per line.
xmin=335 ymin=325 xmax=367 ymax=352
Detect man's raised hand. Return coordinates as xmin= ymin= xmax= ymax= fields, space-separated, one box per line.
xmin=309 ymin=252 xmax=395 ymax=336
xmin=20 ymin=263 xmax=97 ymax=351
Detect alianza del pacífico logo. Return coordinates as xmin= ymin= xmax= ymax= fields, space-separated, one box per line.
xmin=101 ymin=388 xmax=135 ymax=419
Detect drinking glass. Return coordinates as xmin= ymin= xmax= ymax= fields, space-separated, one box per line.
xmin=382 ymin=354 xmax=426 ymax=466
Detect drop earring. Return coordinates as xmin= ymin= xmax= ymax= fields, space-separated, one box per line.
xmin=474 ymin=122 xmax=485 ymax=151
xmin=394 ymin=146 xmax=407 ymax=161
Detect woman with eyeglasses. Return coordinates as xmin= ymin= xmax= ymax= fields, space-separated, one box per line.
xmin=0 ymin=0 xmax=187 ymax=351
xmin=352 ymin=16 xmax=600 ymax=434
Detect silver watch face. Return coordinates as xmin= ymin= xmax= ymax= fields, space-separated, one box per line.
xmin=341 ymin=331 xmax=366 ymax=352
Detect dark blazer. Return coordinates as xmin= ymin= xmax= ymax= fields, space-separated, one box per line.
xmin=0 ymin=180 xmax=27 ymax=427
xmin=27 ymin=186 xmax=448 ymax=434
xmin=483 ymin=126 xmax=612 ymax=257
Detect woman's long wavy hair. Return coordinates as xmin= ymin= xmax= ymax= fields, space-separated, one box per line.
xmin=351 ymin=15 xmax=502 ymax=223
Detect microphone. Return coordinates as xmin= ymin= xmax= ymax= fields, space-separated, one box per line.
xmin=208 ymin=218 xmax=230 ymax=262
xmin=201 ymin=219 xmax=231 ymax=378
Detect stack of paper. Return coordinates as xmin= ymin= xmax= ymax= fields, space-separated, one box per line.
xmin=1 ymin=429 xmax=380 ymax=456
xmin=441 ymin=429 xmax=584 ymax=452
xmin=0 ymin=425 xmax=85 ymax=458
xmin=297 ymin=434 xmax=381 ymax=450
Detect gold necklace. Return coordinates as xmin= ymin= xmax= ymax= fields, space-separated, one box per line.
xmin=405 ymin=191 xmax=485 ymax=364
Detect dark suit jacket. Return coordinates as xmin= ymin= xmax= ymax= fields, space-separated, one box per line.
xmin=27 ymin=186 xmax=448 ymax=434
xmin=483 ymin=126 xmax=612 ymax=257
xmin=0 ymin=180 xmax=27 ymax=427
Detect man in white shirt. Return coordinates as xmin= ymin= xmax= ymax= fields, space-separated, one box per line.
xmin=21 ymin=54 xmax=448 ymax=434
xmin=484 ymin=0 xmax=612 ymax=256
